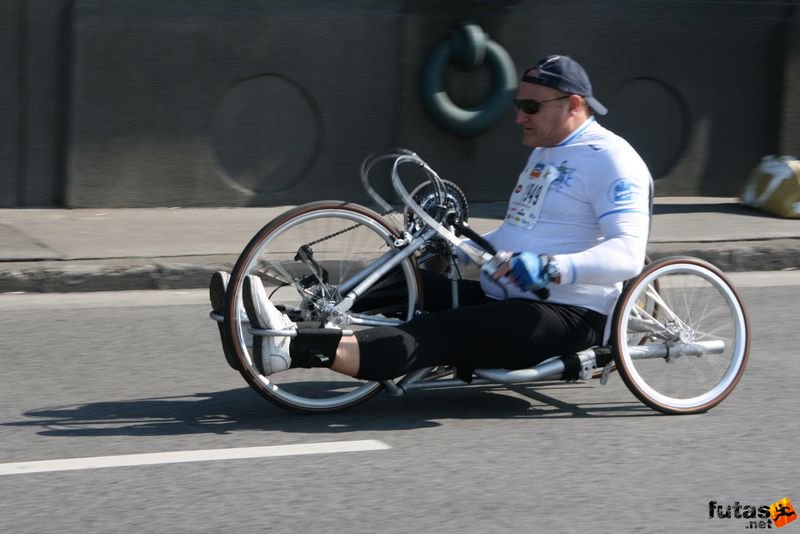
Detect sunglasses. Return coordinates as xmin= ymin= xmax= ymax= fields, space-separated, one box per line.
xmin=514 ymin=95 xmax=571 ymax=115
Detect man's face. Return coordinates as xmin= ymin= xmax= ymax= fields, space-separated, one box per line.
xmin=514 ymin=79 xmax=572 ymax=148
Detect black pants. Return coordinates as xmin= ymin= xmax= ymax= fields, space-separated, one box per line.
xmin=354 ymin=270 xmax=607 ymax=381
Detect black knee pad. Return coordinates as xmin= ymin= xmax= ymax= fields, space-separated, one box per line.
xmin=290 ymin=326 xmax=343 ymax=368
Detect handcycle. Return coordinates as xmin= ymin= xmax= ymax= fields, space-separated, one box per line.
xmin=210 ymin=149 xmax=750 ymax=415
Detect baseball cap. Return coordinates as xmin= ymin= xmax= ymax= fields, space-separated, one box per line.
xmin=521 ymin=55 xmax=608 ymax=116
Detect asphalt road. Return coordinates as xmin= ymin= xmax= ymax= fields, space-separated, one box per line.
xmin=1 ymin=272 xmax=799 ymax=534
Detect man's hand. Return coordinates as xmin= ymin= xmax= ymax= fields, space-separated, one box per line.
xmin=487 ymin=251 xmax=552 ymax=291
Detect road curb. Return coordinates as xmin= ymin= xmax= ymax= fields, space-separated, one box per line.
xmin=647 ymin=238 xmax=800 ymax=272
xmin=0 ymin=241 xmax=797 ymax=294
xmin=0 ymin=256 xmax=238 ymax=293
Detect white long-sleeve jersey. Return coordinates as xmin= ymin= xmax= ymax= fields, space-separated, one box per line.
xmin=475 ymin=118 xmax=653 ymax=315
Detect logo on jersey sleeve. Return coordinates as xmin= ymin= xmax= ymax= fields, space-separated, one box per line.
xmin=608 ymin=179 xmax=636 ymax=204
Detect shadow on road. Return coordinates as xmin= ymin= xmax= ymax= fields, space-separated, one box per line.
xmin=4 ymin=383 xmax=655 ymax=438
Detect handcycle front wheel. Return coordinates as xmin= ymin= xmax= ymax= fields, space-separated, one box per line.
xmin=611 ymin=256 xmax=750 ymax=414
xmin=224 ymin=201 xmax=422 ymax=413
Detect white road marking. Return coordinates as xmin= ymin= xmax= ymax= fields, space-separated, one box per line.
xmin=0 ymin=440 xmax=391 ymax=476
xmin=0 ymin=289 xmax=211 ymax=310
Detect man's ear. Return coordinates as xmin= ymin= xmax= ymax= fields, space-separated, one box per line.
xmin=568 ymin=94 xmax=584 ymax=113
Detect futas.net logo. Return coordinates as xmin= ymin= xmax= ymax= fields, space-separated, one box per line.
xmin=708 ymin=497 xmax=797 ymax=529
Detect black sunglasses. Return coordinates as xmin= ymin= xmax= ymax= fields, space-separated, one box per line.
xmin=514 ymin=95 xmax=570 ymax=115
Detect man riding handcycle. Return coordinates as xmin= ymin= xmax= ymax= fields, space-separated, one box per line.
xmin=209 ymin=55 xmax=750 ymax=414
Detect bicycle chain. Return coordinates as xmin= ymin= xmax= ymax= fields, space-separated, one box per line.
xmin=302 ymin=205 xmax=409 ymax=249
xmin=303 ymin=222 xmax=363 ymax=247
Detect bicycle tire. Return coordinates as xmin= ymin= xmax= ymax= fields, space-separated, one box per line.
xmin=611 ymin=256 xmax=750 ymax=414
xmin=224 ymin=201 xmax=422 ymax=413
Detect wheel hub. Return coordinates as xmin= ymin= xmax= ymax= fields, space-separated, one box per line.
xmin=666 ymin=320 xmax=695 ymax=343
xmin=678 ymin=328 xmax=695 ymax=343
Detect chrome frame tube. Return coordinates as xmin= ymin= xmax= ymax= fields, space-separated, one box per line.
xmin=336 ymin=245 xmax=405 ymax=296
xmin=360 ymin=148 xmax=419 ymax=215
xmin=390 ymin=340 xmax=727 ymax=392
xmin=248 ymin=327 xmax=355 ymax=337
xmin=334 ymin=227 xmax=437 ymax=314
xmin=628 ymin=340 xmax=725 ymax=360
xmin=346 ymin=313 xmax=405 ymax=327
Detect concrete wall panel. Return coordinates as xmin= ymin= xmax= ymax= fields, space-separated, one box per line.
xmin=780 ymin=6 xmax=800 ymax=158
xmin=19 ymin=0 xmax=73 ymax=206
xmin=45 ymin=1 xmax=800 ymax=206
xmin=0 ymin=1 xmax=21 ymax=207
xmin=66 ymin=0 xmax=402 ymax=207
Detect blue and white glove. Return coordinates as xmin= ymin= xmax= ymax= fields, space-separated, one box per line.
xmin=509 ymin=252 xmax=552 ymax=291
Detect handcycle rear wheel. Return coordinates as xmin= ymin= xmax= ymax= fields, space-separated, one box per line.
xmin=224 ymin=201 xmax=422 ymax=413
xmin=611 ymin=257 xmax=750 ymax=414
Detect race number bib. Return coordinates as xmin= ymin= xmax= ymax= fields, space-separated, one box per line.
xmin=504 ymin=163 xmax=559 ymax=229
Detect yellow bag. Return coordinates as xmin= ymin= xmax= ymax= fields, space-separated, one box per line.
xmin=740 ymin=155 xmax=800 ymax=218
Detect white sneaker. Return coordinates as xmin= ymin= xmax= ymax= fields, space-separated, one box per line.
xmin=242 ymin=275 xmax=297 ymax=375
